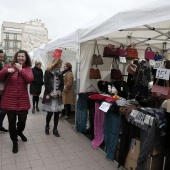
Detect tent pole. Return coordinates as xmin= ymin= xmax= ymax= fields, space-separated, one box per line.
xmin=75 ymin=42 xmax=80 ymax=131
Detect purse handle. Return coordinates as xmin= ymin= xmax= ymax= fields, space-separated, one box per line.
xmin=96 ymin=41 xmax=100 ymax=55
xmin=112 ymin=58 xmax=119 ymax=69
xmin=146 ymin=47 xmax=152 ymax=51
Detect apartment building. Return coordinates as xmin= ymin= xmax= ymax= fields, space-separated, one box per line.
xmin=1 ymin=20 xmax=48 ymax=61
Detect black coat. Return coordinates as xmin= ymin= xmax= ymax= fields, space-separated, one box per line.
xmin=30 ymin=67 xmax=44 ymax=95
xmin=42 ymin=70 xmax=64 ymax=104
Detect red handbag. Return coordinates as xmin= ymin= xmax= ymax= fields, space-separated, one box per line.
xmin=103 ymin=44 xmax=118 ymax=58
xmin=110 ymin=58 xmax=122 ymax=80
xmin=151 ymin=80 xmax=170 ymax=99
xmin=145 ymin=47 xmax=155 ymax=60
xmin=126 ymin=43 xmax=138 ymax=59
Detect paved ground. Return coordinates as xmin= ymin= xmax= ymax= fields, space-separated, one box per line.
xmin=0 ymin=109 xmax=119 ymax=170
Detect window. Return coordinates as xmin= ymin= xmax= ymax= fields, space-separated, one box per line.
xmin=5 ymin=41 xmax=10 ymax=48
xmin=14 ymin=34 xmax=17 ymax=40
xmin=13 ymin=42 xmax=17 ymax=48
xmin=6 ymin=33 xmax=9 ymax=39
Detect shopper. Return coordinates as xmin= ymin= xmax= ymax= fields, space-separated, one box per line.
xmin=0 ymin=50 xmax=34 ymax=153
xmin=61 ymin=62 xmax=75 ymax=119
xmin=42 ymin=58 xmax=64 ymax=137
xmin=30 ymin=60 xmax=44 ymax=113
xmin=0 ymin=50 xmax=8 ymax=132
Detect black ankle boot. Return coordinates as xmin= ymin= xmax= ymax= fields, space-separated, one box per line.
xmin=45 ymin=126 xmax=50 ymax=135
xmin=12 ymin=141 xmax=18 ymax=154
xmin=18 ymin=133 xmax=27 ymax=142
xmin=53 ymin=129 xmax=60 ymax=137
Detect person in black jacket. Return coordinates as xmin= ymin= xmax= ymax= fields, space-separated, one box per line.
xmin=0 ymin=50 xmax=8 ymax=132
xmin=30 ymin=61 xmax=44 ymax=113
xmin=42 ymin=58 xmax=64 ymax=137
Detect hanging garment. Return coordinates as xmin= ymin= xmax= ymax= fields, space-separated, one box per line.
xmin=104 ymin=110 xmax=121 ymax=160
xmin=92 ymin=102 xmax=105 ymax=150
xmin=76 ymin=94 xmax=88 ymax=133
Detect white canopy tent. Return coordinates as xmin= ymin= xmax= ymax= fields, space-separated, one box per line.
xmin=30 ymin=0 xmax=170 ymax=93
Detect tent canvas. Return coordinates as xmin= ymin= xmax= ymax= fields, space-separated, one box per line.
xmin=30 ymin=0 xmax=170 ymax=92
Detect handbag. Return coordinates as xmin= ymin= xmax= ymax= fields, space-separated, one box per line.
xmin=89 ymin=66 xmax=101 ymax=79
xmin=117 ymin=43 xmax=127 ymax=57
xmin=145 ymin=47 xmax=155 ymax=60
xmin=91 ymin=40 xmax=104 ymax=65
xmin=151 ymin=80 xmax=170 ymax=99
xmin=103 ymin=44 xmax=118 ymax=58
xmin=154 ymin=52 xmax=163 ymax=61
xmin=126 ymin=43 xmax=138 ymax=59
xmin=110 ymin=58 xmax=122 ymax=80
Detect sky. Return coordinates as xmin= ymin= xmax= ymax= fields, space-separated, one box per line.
xmin=0 ymin=0 xmax=152 ymax=40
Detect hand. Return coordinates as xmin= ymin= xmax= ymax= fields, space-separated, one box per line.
xmin=53 ymin=93 xmax=58 ymax=98
xmin=8 ymin=68 xmax=15 ymax=73
xmin=14 ymin=63 xmax=22 ymax=71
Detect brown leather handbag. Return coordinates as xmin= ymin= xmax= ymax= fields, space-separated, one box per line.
xmin=89 ymin=66 xmax=101 ymax=79
xmin=103 ymin=44 xmax=118 ymax=58
xmin=126 ymin=43 xmax=138 ymax=59
xmin=91 ymin=41 xmax=104 ymax=65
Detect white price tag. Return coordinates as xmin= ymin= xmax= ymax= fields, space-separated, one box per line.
xmin=154 ymin=61 xmax=164 ymax=69
xmin=119 ymin=56 xmax=126 ymax=63
xmin=99 ymin=102 xmax=112 ymax=112
xmin=149 ymin=60 xmax=155 ymax=66
xmin=156 ymin=68 xmax=170 ymax=80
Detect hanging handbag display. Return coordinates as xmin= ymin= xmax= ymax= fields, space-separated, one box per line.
xmin=103 ymin=44 xmax=118 ymax=58
xmin=145 ymin=47 xmax=155 ymax=60
xmin=89 ymin=65 xmax=101 ymax=79
xmin=126 ymin=43 xmax=138 ymax=59
xmin=154 ymin=52 xmax=163 ymax=61
xmin=110 ymin=58 xmax=122 ymax=80
xmin=151 ymin=80 xmax=170 ymax=99
xmin=117 ymin=43 xmax=127 ymax=57
xmin=91 ymin=40 xmax=104 ymax=65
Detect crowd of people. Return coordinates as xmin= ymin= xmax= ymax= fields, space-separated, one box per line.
xmin=0 ymin=49 xmax=75 ymax=154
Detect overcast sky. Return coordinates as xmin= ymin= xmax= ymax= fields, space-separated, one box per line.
xmin=0 ymin=0 xmax=150 ymax=40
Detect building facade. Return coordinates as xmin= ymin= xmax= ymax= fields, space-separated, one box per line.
xmin=1 ymin=20 xmax=48 ymax=61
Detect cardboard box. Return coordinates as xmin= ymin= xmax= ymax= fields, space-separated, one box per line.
xmin=127 ymin=139 xmax=140 ymax=161
xmin=124 ymin=154 xmax=163 ymax=170
xmin=147 ymin=154 xmax=164 ymax=170
xmin=124 ymin=157 xmax=137 ymax=170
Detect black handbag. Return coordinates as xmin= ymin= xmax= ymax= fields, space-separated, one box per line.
xmin=110 ymin=58 xmax=122 ymax=80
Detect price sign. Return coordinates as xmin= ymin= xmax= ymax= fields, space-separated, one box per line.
xmin=156 ymin=68 xmax=170 ymax=80
xmin=154 ymin=61 xmax=164 ymax=69
xmin=99 ymin=102 xmax=112 ymax=112
xmin=149 ymin=60 xmax=155 ymax=66
xmin=119 ymin=56 xmax=126 ymax=63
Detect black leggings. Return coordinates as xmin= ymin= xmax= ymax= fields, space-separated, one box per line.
xmin=62 ymin=104 xmax=71 ymax=116
xmin=32 ymin=96 xmax=39 ymax=108
xmin=46 ymin=112 xmax=59 ymax=130
xmin=7 ymin=112 xmax=27 ymax=142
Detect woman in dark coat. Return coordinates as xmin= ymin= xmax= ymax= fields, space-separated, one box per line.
xmin=42 ymin=58 xmax=64 ymax=137
xmin=30 ymin=61 xmax=44 ymax=113
xmin=0 ymin=50 xmax=34 ymax=154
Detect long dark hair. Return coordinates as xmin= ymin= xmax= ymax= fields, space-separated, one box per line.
xmin=11 ymin=50 xmax=32 ymax=67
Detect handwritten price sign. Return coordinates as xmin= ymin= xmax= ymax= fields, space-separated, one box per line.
xmin=154 ymin=61 xmax=164 ymax=69
xmin=149 ymin=60 xmax=155 ymax=66
xmin=99 ymin=102 xmax=112 ymax=112
xmin=156 ymin=68 xmax=170 ymax=80
xmin=119 ymin=57 xmax=126 ymax=63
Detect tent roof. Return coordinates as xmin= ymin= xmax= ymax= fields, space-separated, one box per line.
xmin=31 ymin=0 xmax=170 ymax=56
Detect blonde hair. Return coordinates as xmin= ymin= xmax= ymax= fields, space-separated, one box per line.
xmin=47 ymin=58 xmax=62 ymax=72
